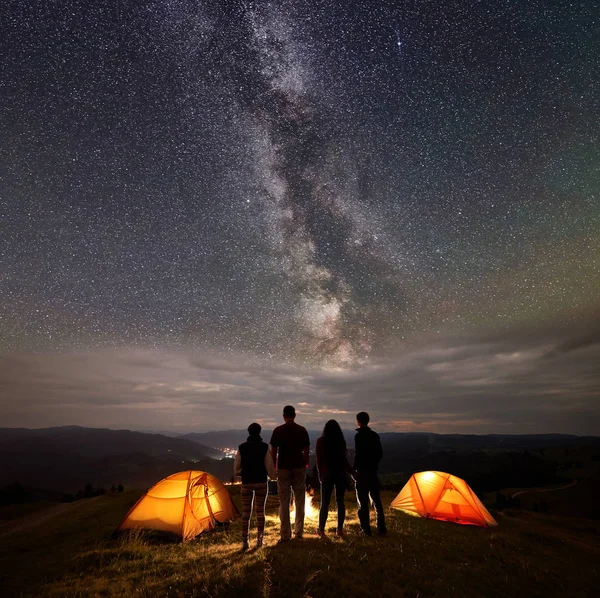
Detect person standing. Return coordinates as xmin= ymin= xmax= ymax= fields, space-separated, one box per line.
xmin=235 ymin=422 xmax=277 ymax=550
xmin=270 ymin=405 xmax=310 ymax=542
xmin=353 ymin=411 xmax=387 ymax=536
xmin=316 ymin=419 xmax=352 ymax=538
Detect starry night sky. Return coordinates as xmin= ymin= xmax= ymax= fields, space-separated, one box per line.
xmin=1 ymin=0 xmax=599 ymax=434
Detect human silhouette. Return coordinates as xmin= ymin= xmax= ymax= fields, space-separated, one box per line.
xmin=316 ymin=419 xmax=352 ymax=537
xmin=235 ymin=422 xmax=276 ymax=550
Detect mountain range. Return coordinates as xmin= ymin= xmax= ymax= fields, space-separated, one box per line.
xmin=0 ymin=426 xmax=228 ymax=493
xmin=1 ymin=426 xmax=597 ymax=495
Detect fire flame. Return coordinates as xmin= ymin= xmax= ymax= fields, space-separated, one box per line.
xmin=290 ymin=492 xmax=319 ymax=520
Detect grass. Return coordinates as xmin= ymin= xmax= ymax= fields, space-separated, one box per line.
xmin=0 ymin=488 xmax=598 ymax=597
xmin=0 ymin=500 xmax=59 ymax=522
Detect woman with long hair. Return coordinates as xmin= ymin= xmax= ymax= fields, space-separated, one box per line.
xmin=316 ymin=419 xmax=352 ymax=537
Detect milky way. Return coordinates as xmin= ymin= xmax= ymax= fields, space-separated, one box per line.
xmin=0 ymin=1 xmax=598 ymax=432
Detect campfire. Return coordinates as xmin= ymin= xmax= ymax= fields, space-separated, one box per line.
xmin=290 ymin=491 xmax=319 ymax=520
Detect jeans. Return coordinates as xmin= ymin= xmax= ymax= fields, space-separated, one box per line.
xmin=355 ymin=470 xmax=386 ymax=534
xmin=318 ymin=473 xmax=346 ymax=532
xmin=277 ymin=467 xmax=306 ymax=539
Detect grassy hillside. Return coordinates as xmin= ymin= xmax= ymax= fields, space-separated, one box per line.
xmin=0 ymin=487 xmax=598 ymax=597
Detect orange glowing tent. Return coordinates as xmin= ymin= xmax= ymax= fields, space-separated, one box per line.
xmin=391 ymin=471 xmax=497 ymax=527
xmin=117 ymin=470 xmax=238 ymax=541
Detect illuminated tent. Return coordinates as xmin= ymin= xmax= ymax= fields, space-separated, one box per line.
xmin=117 ymin=470 xmax=238 ymax=541
xmin=391 ymin=471 xmax=497 ymax=527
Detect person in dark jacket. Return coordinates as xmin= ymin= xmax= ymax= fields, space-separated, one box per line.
xmin=353 ymin=411 xmax=387 ymax=536
xmin=316 ymin=419 xmax=352 ymax=537
xmin=270 ymin=405 xmax=310 ymax=541
xmin=235 ymin=422 xmax=277 ymax=550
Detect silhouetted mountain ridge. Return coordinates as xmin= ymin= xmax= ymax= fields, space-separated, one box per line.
xmin=0 ymin=426 xmax=221 ymax=459
xmin=0 ymin=427 xmax=229 ymax=493
xmin=180 ymin=429 xmax=596 ymax=451
xmin=2 ymin=426 xmax=597 ymax=496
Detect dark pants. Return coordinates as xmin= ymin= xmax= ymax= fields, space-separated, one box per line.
xmin=355 ymin=470 xmax=386 ymax=534
xmin=319 ymin=473 xmax=346 ymax=532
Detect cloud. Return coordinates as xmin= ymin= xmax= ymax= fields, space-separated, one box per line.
xmin=545 ymin=328 xmax=600 ymax=358
xmin=0 ymin=327 xmax=598 ymax=435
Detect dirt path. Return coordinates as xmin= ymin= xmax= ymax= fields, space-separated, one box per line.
xmin=0 ymin=496 xmax=103 ymax=539
xmin=511 ymin=479 xmax=577 ymax=499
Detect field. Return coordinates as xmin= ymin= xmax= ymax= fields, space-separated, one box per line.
xmin=0 ymin=487 xmax=598 ymax=597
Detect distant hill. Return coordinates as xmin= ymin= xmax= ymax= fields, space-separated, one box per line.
xmin=2 ymin=426 xmax=597 ymax=497
xmin=375 ymin=434 xmax=600 ymax=497
xmin=0 ymin=426 xmax=221 ymax=459
xmin=0 ymin=427 xmax=229 ymax=493
xmin=179 ymin=430 xmax=249 ymax=450
xmin=180 ymin=429 xmax=599 ymax=497
xmin=379 ymin=431 xmax=597 ymax=452
xmin=180 ymin=429 xmax=359 ymax=448
xmin=180 ymin=429 xmax=597 ymax=452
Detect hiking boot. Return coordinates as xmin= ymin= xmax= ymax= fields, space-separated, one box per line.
xmin=316 ymin=529 xmax=325 ymax=538
xmin=336 ymin=529 xmax=344 ymax=538
xmin=360 ymin=528 xmax=372 ymax=537
xmin=277 ymin=537 xmax=291 ymax=545
xmin=378 ymin=529 xmax=388 ymax=537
